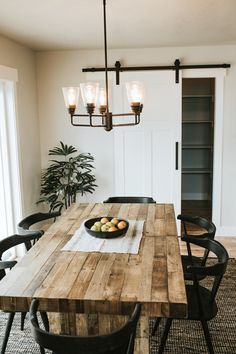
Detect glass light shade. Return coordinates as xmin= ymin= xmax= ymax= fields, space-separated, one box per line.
xmin=98 ymin=88 xmax=107 ymax=114
xmin=99 ymin=88 xmax=107 ymax=106
xmin=126 ymin=81 xmax=144 ymax=105
xmin=80 ymin=82 xmax=99 ymax=107
xmin=62 ymin=87 xmax=80 ymax=109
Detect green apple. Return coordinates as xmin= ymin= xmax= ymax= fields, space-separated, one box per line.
xmin=91 ymin=225 xmax=98 ymax=231
xmin=94 ymin=221 xmax=102 ymax=228
xmin=101 ymin=224 xmax=109 ymax=232
xmin=94 ymin=221 xmax=102 ymax=231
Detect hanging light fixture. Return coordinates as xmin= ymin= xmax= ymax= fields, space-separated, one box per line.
xmin=62 ymin=0 xmax=144 ymax=132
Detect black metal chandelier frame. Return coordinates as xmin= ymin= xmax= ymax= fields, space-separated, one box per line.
xmin=69 ymin=0 xmax=143 ymax=132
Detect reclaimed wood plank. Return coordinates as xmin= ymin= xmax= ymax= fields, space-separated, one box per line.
xmin=138 ymin=237 xmax=155 ymax=301
xmin=68 ymin=253 xmax=102 ymax=299
xmin=85 ymin=253 xmax=116 ymax=300
xmin=165 ymin=204 xmax=178 ymax=235
xmin=104 ymin=253 xmax=130 ymax=301
xmin=167 ymin=236 xmax=187 ymax=318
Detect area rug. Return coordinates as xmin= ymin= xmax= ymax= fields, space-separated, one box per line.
xmin=150 ymin=258 xmax=236 ymax=353
xmin=0 ymin=259 xmax=236 ymax=353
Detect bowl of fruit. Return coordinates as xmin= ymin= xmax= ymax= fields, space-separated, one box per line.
xmin=84 ymin=217 xmax=129 ymax=239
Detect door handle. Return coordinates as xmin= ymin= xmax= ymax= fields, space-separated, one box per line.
xmin=175 ymin=142 xmax=179 ymax=170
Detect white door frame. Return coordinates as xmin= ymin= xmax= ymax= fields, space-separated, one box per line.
xmin=182 ymin=68 xmax=226 ymax=233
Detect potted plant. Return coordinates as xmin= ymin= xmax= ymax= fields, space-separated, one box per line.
xmin=37 ymin=142 xmax=97 ymax=211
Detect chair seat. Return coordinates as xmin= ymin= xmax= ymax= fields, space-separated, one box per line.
xmin=182 ymin=255 xmax=206 ymax=281
xmin=186 ymin=284 xmax=218 ymax=321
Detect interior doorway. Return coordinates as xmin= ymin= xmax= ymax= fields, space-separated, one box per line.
xmin=181 ymin=78 xmax=215 ymax=222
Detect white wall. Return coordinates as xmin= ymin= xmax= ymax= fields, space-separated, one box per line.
xmin=36 ymin=45 xmax=236 ymax=235
xmin=0 ymin=35 xmax=41 ymax=216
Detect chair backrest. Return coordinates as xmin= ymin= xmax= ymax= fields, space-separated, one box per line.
xmin=17 ymin=211 xmax=61 ymax=250
xmin=177 ymin=214 xmax=216 ymax=265
xmin=0 ymin=234 xmax=40 ymax=280
xmin=17 ymin=211 xmax=61 ymax=235
xmin=183 ymin=236 xmax=229 ymax=305
xmin=103 ymin=196 xmax=156 ymax=204
xmin=177 ymin=214 xmax=216 ymax=238
xmin=30 ymin=299 xmax=141 ymax=354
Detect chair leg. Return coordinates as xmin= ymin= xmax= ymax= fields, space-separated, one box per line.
xmin=152 ymin=317 xmax=162 ymax=336
xmin=1 ymin=312 xmax=15 ymax=354
xmin=39 ymin=346 xmax=46 ymax=354
xmin=201 ymin=320 xmax=214 ymax=354
xmin=20 ymin=312 xmax=27 ymax=330
xmin=158 ymin=318 xmax=173 ymax=354
xmin=40 ymin=311 xmax=49 ymax=331
xmin=36 ymin=312 xmax=46 ymax=354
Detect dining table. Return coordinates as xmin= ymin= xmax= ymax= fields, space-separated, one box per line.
xmin=0 ymin=202 xmax=187 ymax=354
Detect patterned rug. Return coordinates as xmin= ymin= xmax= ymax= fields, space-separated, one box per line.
xmin=0 ymin=259 xmax=236 ymax=353
xmin=150 ymin=258 xmax=236 ymax=353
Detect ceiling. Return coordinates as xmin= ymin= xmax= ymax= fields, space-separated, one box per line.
xmin=0 ymin=0 xmax=235 ymax=51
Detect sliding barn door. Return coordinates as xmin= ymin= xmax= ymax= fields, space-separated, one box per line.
xmin=113 ymin=71 xmax=182 ymax=218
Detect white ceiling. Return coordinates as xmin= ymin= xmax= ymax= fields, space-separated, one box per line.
xmin=0 ymin=0 xmax=235 ymax=51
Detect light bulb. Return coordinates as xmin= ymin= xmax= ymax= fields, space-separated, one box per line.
xmin=62 ymin=87 xmax=80 ymax=113
xmin=99 ymin=88 xmax=107 ymax=106
xmin=80 ymin=82 xmax=99 ymax=115
xmin=126 ymin=81 xmax=144 ymax=114
xmin=80 ymin=82 xmax=99 ymax=105
xmin=126 ymin=81 xmax=144 ymax=104
xmin=99 ymin=88 xmax=107 ymax=114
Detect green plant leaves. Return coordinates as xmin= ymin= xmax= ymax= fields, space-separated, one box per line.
xmin=48 ymin=141 xmax=78 ymax=156
xmin=37 ymin=142 xmax=97 ymax=211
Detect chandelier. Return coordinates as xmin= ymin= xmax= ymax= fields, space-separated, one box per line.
xmin=62 ymin=0 xmax=144 ymax=132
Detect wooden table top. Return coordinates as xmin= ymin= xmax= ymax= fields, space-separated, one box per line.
xmin=0 ymin=203 xmax=187 ymax=318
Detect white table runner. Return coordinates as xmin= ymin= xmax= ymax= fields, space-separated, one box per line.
xmin=62 ymin=220 xmax=144 ymax=254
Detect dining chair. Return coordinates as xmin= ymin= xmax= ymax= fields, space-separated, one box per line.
xmin=0 ymin=234 xmax=49 ymax=354
xmin=103 ymin=196 xmax=156 ymax=203
xmin=152 ymin=236 xmax=229 ymax=354
xmin=17 ymin=211 xmax=60 ymax=332
xmin=177 ymin=214 xmax=216 ymax=281
xmin=30 ymin=299 xmax=141 ymax=354
xmin=17 ymin=211 xmax=61 ymax=251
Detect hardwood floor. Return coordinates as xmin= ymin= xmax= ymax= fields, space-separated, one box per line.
xmin=181 ymin=200 xmax=212 ymax=220
xmin=179 ymin=200 xmax=236 ymax=258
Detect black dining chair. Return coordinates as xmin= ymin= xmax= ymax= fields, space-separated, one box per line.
xmin=30 ymin=299 xmax=141 ymax=354
xmin=177 ymin=214 xmax=216 ymax=281
xmin=152 ymin=236 xmax=229 ymax=354
xmin=17 ymin=211 xmax=60 ymax=331
xmin=0 ymin=234 xmax=49 ymax=354
xmin=17 ymin=211 xmax=61 ymax=251
xmin=103 ymin=196 xmax=156 ymax=204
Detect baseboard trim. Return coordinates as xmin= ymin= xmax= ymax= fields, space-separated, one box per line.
xmin=216 ymin=227 xmax=236 ymax=237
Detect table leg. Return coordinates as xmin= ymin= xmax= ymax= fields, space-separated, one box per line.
xmin=135 ymin=315 xmax=150 ymax=354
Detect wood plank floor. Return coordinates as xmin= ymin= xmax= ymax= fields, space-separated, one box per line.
xmin=180 ymin=200 xmax=236 ymax=258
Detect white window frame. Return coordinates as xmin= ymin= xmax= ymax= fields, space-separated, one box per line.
xmin=0 ymin=65 xmax=23 ymax=250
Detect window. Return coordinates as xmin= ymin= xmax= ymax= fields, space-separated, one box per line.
xmin=0 ymin=66 xmax=22 ymax=254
